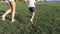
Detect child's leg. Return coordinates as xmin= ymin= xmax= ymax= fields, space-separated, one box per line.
xmin=2 ymin=3 xmax=11 ymax=21
xmin=11 ymin=1 xmax=16 ymax=22
xmin=29 ymin=7 xmax=35 ymax=23
xmin=30 ymin=12 xmax=35 ymax=23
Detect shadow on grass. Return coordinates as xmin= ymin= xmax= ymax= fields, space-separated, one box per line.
xmin=0 ymin=10 xmax=5 ymax=16
xmin=15 ymin=14 xmax=25 ymax=23
xmin=26 ymin=24 xmax=41 ymax=34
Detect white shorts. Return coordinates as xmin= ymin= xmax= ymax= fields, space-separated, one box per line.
xmin=5 ymin=0 xmax=13 ymax=3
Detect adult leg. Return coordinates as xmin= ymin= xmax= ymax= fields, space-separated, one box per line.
xmin=2 ymin=2 xmax=11 ymax=21
xmin=10 ymin=1 xmax=16 ymax=22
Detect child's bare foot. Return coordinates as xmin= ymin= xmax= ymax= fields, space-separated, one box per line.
xmin=2 ymin=15 xmax=5 ymax=21
xmin=30 ymin=18 xmax=33 ymax=24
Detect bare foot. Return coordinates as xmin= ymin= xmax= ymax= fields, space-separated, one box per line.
xmin=30 ymin=19 xmax=33 ymax=24
xmin=2 ymin=15 xmax=5 ymax=21
xmin=12 ymin=19 xmax=15 ymax=23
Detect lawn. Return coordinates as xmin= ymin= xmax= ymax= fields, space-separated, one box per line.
xmin=0 ymin=1 xmax=60 ymax=34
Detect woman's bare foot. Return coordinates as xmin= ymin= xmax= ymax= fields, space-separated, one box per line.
xmin=2 ymin=15 xmax=5 ymax=21
xmin=12 ymin=19 xmax=15 ymax=23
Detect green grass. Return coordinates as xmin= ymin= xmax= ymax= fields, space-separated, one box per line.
xmin=0 ymin=1 xmax=60 ymax=34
